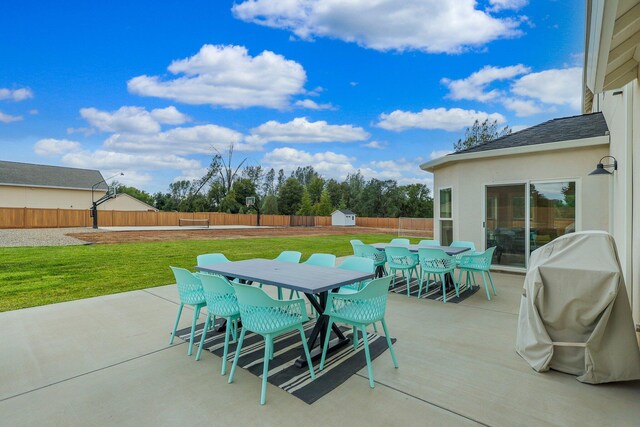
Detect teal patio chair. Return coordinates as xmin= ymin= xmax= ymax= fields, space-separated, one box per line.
xmin=169 ymin=267 xmax=206 ymax=356
xmin=319 ymin=276 xmax=398 ymax=388
xmin=384 ymin=246 xmax=419 ymax=294
xmin=419 ymin=239 xmax=441 ymax=246
xmin=451 ymin=241 xmax=476 ymax=265
xmin=350 ymin=239 xmax=364 ymax=254
xmin=337 ymin=256 xmax=374 ymax=294
xmin=457 ymin=247 xmax=497 ymax=301
xmin=228 ymin=284 xmax=315 ymax=405
xmin=418 ymin=248 xmax=459 ymax=303
xmin=355 ymin=244 xmax=388 ymax=276
xmin=261 ymin=251 xmax=302 ymax=298
xmin=195 ymin=274 xmax=240 ymax=375
xmin=390 ymin=238 xmax=410 ymax=245
xmin=196 ymin=253 xmax=231 ymax=267
xmin=289 ymin=253 xmax=337 ymax=299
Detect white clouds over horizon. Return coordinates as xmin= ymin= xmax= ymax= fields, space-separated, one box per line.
xmin=80 ymin=106 xmax=189 ymax=134
xmin=128 ymin=44 xmax=307 ymax=109
xmin=232 ymin=0 xmax=524 ymax=54
xmin=246 ymin=117 xmax=369 ymax=144
xmin=0 ymin=88 xmax=33 ymax=102
xmin=376 ymin=108 xmax=506 ymax=132
xmin=441 ymin=65 xmax=582 ymax=117
xmin=0 ymin=111 xmax=23 ymax=123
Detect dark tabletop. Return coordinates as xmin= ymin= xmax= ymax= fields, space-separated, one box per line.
xmin=372 ymin=243 xmax=471 ymax=255
xmin=195 ymin=259 xmax=374 ymax=294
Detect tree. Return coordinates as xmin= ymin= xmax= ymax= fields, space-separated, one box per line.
xmin=325 ymin=179 xmax=343 ymax=208
xmin=276 ymin=169 xmax=286 ymax=193
xmin=210 ymin=142 xmax=248 ymax=194
xmin=307 ymin=176 xmax=325 ymax=204
xmin=278 ymin=177 xmax=304 ymax=215
xmin=292 ymin=166 xmax=318 ymax=187
xmin=169 ymin=180 xmax=193 ymax=211
xmin=262 ymin=168 xmax=276 ymax=196
xmin=297 ymin=188 xmax=314 ymax=215
xmin=231 ymin=178 xmax=257 ymax=207
xmin=454 ymin=119 xmax=511 ymax=152
xmin=220 ymin=189 xmax=242 ymax=213
xmin=399 ymin=184 xmax=433 ymax=218
xmin=261 ymin=193 xmax=278 ymax=214
xmin=315 ymin=189 xmax=334 ymax=216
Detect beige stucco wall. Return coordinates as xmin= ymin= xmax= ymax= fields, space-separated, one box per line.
xmin=432 ymin=144 xmax=610 ymax=270
xmin=0 ymin=185 xmax=105 ymax=209
xmin=98 ymin=194 xmax=156 ymax=211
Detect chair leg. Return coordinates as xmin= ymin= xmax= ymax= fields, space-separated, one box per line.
xmin=488 ymin=271 xmax=497 ymax=295
xmin=320 ymin=318 xmax=334 ymax=370
xmin=299 ymin=326 xmax=316 ymax=380
xmin=372 ymin=322 xmax=378 ymax=333
xmin=361 ymin=326 xmax=375 ymax=388
xmin=405 ymin=270 xmax=411 ymax=297
xmin=418 ymin=269 xmax=424 ymax=298
xmin=169 ymin=303 xmax=184 ymax=344
xmin=188 ymin=305 xmax=201 ymax=356
xmin=481 ymin=271 xmax=491 ymax=301
xmin=451 ymin=272 xmax=460 ymax=297
xmin=228 ymin=327 xmax=246 ymax=384
xmin=260 ymin=335 xmax=271 ymax=405
xmin=380 ymin=318 xmax=398 ymax=368
xmin=268 ymin=335 xmax=274 ymax=360
xmin=196 ymin=314 xmax=211 ymax=361
xmin=221 ymin=318 xmax=232 ymax=375
xmin=440 ymin=273 xmax=447 ymax=303
xmin=352 ymin=325 xmax=359 ymax=350
xmin=277 ymin=287 xmax=283 ymax=299
xmin=391 ymin=268 xmax=396 ymax=287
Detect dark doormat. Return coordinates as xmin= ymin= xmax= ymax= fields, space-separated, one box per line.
xmin=176 ymin=320 xmax=397 ymax=404
xmin=389 ymin=276 xmax=480 ymax=303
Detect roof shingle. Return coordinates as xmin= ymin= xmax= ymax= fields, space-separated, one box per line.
xmin=0 ymin=161 xmax=107 ymax=190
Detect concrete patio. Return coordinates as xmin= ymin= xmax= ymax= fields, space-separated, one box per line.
xmin=1 ymin=271 xmax=639 ymax=426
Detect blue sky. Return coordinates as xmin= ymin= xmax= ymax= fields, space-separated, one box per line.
xmin=0 ymin=0 xmax=584 ymax=193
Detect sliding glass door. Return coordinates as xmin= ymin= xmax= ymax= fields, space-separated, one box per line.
xmin=485 ymin=181 xmax=577 ymax=269
xmin=485 ymin=184 xmax=527 ymax=268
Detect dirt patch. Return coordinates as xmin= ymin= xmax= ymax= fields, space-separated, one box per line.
xmin=67 ymin=226 xmax=432 ymax=244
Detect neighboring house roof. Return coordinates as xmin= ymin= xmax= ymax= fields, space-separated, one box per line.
xmin=332 ymin=209 xmax=356 ymax=215
xmin=421 ymin=113 xmax=610 ymax=171
xmin=101 ymin=193 xmax=158 ymax=211
xmin=0 ymin=160 xmax=107 ymax=191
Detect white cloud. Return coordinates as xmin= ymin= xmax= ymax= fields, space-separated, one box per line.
xmin=365 ymin=158 xmax=432 ymax=186
xmin=0 ymin=111 xmax=23 ymax=123
xmin=294 ymin=99 xmax=335 ymax=110
xmin=62 ymin=149 xmax=201 ymax=171
xmin=104 ymin=170 xmax=154 ymax=187
xmin=511 ymin=67 xmax=582 ymax=110
xmin=34 ymin=138 xmax=82 ymax=156
xmin=246 ymin=117 xmax=369 ymax=144
xmin=0 ymin=88 xmax=33 ymax=102
xmin=501 ymin=98 xmax=544 ymax=117
xmin=488 ymin=0 xmax=528 ymax=12
xmin=128 ymin=44 xmax=307 ymax=109
xmin=104 ymin=124 xmax=249 ymax=155
xmin=80 ymin=106 xmax=189 ymax=134
xmin=376 ymin=108 xmax=505 ymax=132
xmin=232 ymin=0 xmax=522 ymax=54
xmin=429 ymin=149 xmax=453 ymax=160
xmin=263 ymin=147 xmax=356 ymax=179
xmin=441 ymin=64 xmax=530 ymax=101
xmin=362 ymin=140 xmax=386 ymax=149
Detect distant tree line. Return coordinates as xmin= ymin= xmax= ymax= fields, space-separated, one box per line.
xmin=115 ymin=146 xmax=433 ymax=218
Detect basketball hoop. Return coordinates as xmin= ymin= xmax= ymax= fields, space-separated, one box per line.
xmin=246 ymin=196 xmax=255 ymax=207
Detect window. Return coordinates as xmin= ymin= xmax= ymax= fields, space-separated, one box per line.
xmin=529 ymin=181 xmax=576 ymax=253
xmin=439 ymin=188 xmax=453 ymax=245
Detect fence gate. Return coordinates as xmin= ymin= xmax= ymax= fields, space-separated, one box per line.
xmin=290 ymin=215 xmax=315 ymax=227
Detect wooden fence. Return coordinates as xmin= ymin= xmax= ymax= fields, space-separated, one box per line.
xmin=0 ymin=207 xmax=432 ymax=233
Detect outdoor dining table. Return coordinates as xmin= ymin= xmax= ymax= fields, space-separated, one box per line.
xmin=371 ymin=243 xmax=471 ymax=288
xmin=195 ymin=259 xmax=374 ymax=368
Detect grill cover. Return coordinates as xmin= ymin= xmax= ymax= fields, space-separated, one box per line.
xmin=516 ymin=231 xmax=640 ymax=383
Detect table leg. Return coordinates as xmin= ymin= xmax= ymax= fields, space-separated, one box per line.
xmin=295 ymin=291 xmax=350 ymax=368
xmin=374 ymin=265 xmax=385 ymax=278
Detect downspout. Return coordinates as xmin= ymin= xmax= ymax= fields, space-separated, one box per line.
xmin=624 ymin=81 xmax=633 ymax=307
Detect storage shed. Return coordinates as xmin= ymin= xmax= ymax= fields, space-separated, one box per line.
xmin=331 ymin=209 xmax=356 ymax=226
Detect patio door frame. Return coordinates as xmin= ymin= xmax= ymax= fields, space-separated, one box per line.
xmin=482 ymin=178 xmax=581 ymax=272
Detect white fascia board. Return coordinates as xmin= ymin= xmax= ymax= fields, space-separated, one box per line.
xmin=0 ymin=183 xmax=107 ymax=192
xmin=419 ymin=135 xmax=610 ymax=172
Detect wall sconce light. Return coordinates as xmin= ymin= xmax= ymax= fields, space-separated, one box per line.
xmin=589 ymin=156 xmax=618 ymax=175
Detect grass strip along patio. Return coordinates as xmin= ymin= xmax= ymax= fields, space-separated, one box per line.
xmin=0 ymin=233 xmax=398 ymax=312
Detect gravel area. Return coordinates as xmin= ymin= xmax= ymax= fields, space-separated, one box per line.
xmin=0 ymin=228 xmax=105 ymax=247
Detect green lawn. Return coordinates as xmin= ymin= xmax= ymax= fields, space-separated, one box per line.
xmin=0 ymin=233 xmax=405 ymax=312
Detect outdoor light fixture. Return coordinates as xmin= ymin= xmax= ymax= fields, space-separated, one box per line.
xmin=589 ymin=156 xmax=618 ymax=176
xmin=91 ymin=172 xmax=124 ymax=229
